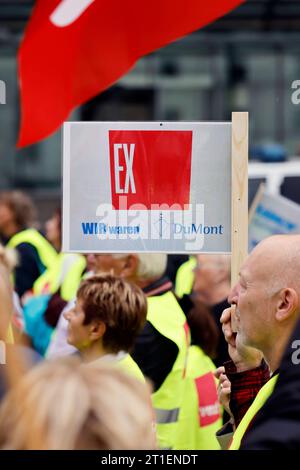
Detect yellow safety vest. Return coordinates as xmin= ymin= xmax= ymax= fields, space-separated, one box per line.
xmin=229 ymin=374 xmax=279 ymax=450
xmin=174 ymin=345 xmax=222 ymax=450
xmin=7 ymin=228 xmax=57 ymax=275
xmin=33 ymin=253 xmax=86 ymax=301
xmin=147 ymin=291 xmax=190 ymax=450
xmin=117 ymin=354 xmax=145 ymax=383
xmin=175 ymin=257 xmax=197 ymax=299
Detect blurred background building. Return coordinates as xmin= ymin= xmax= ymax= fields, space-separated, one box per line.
xmin=0 ymin=0 xmax=300 ymax=220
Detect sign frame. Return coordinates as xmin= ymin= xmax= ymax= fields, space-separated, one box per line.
xmin=63 ymin=113 xmax=248 ymax=259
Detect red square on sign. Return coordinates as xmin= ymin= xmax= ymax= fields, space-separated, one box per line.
xmin=109 ymin=130 xmax=192 ymax=210
xmin=195 ymin=372 xmax=221 ymax=427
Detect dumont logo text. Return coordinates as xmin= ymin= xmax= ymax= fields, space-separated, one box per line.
xmin=79 ymin=198 xmax=225 ymax=250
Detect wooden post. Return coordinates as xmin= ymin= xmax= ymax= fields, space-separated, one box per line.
xmin=231 ymin=112 xmax=249 ymax=331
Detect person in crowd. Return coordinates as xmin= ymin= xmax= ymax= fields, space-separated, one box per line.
xmin=176 ymin=254 xmax=231 ymax=366
xmin=64 ymin=273 xmax=147 ymax=381
xmin=192 ymin=254 xmax=231 ymax=366
xmin=0 ymin=358 xmax=155 ymax=450
xmin=0 ymin=244 xmax=41 ymax=400
xmin=0 ymin=191 xmax=57 ymax=298
xmin=32 ymin=208 xmax=86 ymax=302
xmin=172 ymin=255 xmax=230 ymax=449
xmin=48 ymin=253 xmax=188 ymax=449
xmin=85 ymin=253 xmax=189 ymax=450
xmin=20 ymin=209 xmax=86 ymax=356
xmin=216 ymin=234 xmax=300 ymax=449
xmin=0 ymin=253 xmax=154 ymax=450
xmin=49 ymin=253 xmax=223 ymax=449
xmin=173 ymin=303 xmax=222 ymax=450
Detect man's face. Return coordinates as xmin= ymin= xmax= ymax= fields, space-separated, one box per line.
xmin=228 ymin=249 xmax=275 ymax=350
xmin=86 ymin=254 xmax=126 ymax=276
xmin=64 ymin=299 xmax=91 ymax=350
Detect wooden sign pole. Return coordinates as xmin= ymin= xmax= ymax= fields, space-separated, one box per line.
xmin=231 ymin=112 xmax=249 ymax=331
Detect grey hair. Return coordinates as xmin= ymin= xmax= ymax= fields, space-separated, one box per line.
xmin=136 ymin=254 xmax=167 ymax=280
xmin=112 ymin=254 xmax=167 ymax=281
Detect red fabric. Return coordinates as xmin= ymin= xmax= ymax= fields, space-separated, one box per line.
xmin=109 ymin=130 xmax=192 ymax=209
xmin=18 ymin=0 xmax=244 ymax=147
xmin=224 ymin=359 xmax=271 ymax=427
xmin=195 ymin=372 xmax=221 ymax=426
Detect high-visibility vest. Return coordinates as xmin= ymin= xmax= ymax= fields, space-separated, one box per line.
xmin=117 ymin=354 xmax=145 ymax=383
xmin=147 ymin=291 xmax=190 ymax=450
xmin=229 ymin=374 xmax=279 ymax=450
xmin=7 ymin=228 xmax=57 ymax=275
xmin=174 ymin=345 xmax=222 ymax=450
xmin=33 ymin=253 xmax=86 ymax=301
xmin=91 ymin=354 xmax=145 ymax=382
xmin=175 ymin=257 xmax=197 ymax=299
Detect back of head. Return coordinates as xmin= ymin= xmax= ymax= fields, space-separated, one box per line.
xmin=135 ymin=254 xmax=167 ymax=281
xmin=249 ymin=235 xmax=300 ymax=297
xmin=195 ymin=254 xmax=230 ymax=278
xmin=77 ymin=273 xmax=147 ymax=353
xmin=0 ymin=358 xmax=155 ymax=450
xmin=0 ymin=190 xmax=37 ymax=229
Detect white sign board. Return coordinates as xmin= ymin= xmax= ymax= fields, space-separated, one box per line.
xmin=249 ymin=191 xmax=300 ymax=252
xmin=63 ymin=121 xmax=231 ymax=253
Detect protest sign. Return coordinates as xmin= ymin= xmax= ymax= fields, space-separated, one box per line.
xmin=63 ymin=120 xmax=235 ymax=253
xmin=249 ymin=189 xmax=300 ymax=252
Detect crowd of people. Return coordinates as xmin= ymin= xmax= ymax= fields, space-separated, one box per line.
xmin=0 ymin=190 xmax=300 ymax=450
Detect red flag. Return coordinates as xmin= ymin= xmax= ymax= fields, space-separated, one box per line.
xmin=18 ymin=0 xmax=244 ymax=147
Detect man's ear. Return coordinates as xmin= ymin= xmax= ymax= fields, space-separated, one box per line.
xmin=89 ymin=320 xmax=106 ymax=341
xmin=120 ymin=254 xmax=139 ymax=279
xmin=275 ymin=288 xmax=299 ymax=322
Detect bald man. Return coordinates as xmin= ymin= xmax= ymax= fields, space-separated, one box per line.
xmin=216 ymin=235 xmax=300 ymax=449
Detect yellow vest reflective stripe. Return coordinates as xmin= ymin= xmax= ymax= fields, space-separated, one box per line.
xmin=117 ymin=354 xmax=145 ymax=383
xmin=229 ymin=374 xmax=279 ymax=450
xmin=155 ymin=408 xmax=180 ymax=424
xmin=175 ymin=257 xmax=196 ymax=299
xmin=7 ymin=229 xmax=57 ymax=273
xmin=174 ymin=345 xmax=222 ymax=450
xmin=147 ymin=291 xmax=189 ymax=449
xmin=33 ymin=253 xmax=86 ymax=301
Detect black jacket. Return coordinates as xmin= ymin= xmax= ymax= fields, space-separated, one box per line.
xmin=131 ymin=277 xmax=178 ymax=392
